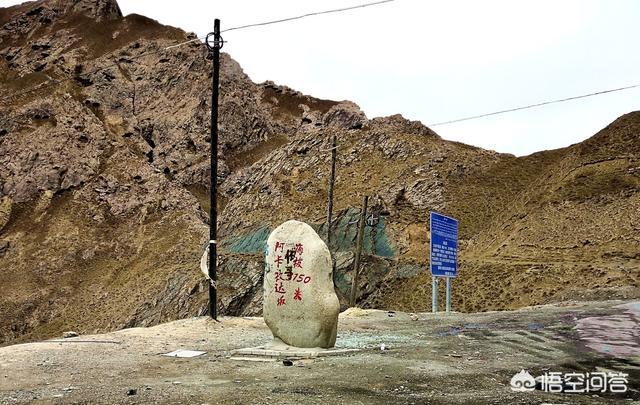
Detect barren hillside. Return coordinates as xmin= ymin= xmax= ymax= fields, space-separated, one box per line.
xmin=0 ymin=0 xmax=638 ymax=345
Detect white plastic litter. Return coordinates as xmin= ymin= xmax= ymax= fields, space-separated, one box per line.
xmin=162 ymin=350 xmax=207 ymax=358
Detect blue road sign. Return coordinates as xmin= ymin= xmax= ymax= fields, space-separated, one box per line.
xmin=430 ymin=212 xmax=458 ymax=278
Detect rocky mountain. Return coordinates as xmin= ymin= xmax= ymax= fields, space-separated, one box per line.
xmin=1 ymin=0 xmax=638 ymax=345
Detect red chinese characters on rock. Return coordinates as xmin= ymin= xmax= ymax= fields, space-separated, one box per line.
xmin=274 ymin=282 xmax=285 ymax=294
xmin=272 ymin=240 xmax=312 ymax=306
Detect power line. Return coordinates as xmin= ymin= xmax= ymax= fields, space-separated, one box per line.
xmin=1 ymin=1 xmax=397 ymax=102
xmin=4 ymin=0 xmax=636 ymax=129
xmin=221 ymin=0 xmax=396 ymax=33
xmin=429 ymin=83 xmax=640 ymax=127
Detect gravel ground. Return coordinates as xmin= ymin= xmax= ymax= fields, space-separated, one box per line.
xmin=0 ymin=300 xmax=638 ymax=404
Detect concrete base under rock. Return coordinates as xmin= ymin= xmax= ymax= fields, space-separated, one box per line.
xmin=230 ymin=338 xmax=359 ymax=361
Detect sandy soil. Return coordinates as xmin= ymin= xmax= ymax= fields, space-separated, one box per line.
xmin=0 ymin=300 xmax=638 ymax=404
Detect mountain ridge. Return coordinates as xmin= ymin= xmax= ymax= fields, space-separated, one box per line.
xmin=0 ymin=0 xmax=638 ymax=345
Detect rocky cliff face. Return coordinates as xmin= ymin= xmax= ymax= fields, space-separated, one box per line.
xmin=1 ymin=0 xmax=638 ymax=345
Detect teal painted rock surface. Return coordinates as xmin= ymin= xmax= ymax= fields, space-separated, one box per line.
xmin=224 ymin=208 xmax=395 ymax=258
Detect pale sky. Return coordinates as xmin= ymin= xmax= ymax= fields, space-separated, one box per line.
xmin=2 ymin=0 xmax=639 ymax=156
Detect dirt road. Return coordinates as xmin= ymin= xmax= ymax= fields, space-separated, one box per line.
xmin=0 ymin=300 xmax=638 ymax=404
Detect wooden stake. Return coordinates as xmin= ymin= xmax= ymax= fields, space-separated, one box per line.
xmin=326 ymin=134 xmax=337 ymax=245
xmin=350 ymin=195 xmax=368 ymax=307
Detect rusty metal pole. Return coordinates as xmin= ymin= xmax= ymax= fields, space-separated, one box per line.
xmin=206 ymin=19 xmax=223 ymax=320
xmin=326 ymin=134 xmax=337 ymax=245
xmin=350 ymin=195 xmax=368 ymax=307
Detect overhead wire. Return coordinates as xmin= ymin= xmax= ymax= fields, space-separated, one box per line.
xmin=3 ymin=0 xmax=636 ymax=129
xmin=429 ymin=83 xmax=640 ymax=127
xmin=221 ymin=0 xmax=396 ymax=33
xmin=1 ymin=0 xmax=396 ymax=102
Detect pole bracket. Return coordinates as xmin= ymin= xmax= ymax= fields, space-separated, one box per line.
xmin=205 ymin=32 xmax=224 ymax=51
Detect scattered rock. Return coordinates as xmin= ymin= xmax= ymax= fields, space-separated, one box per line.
xmin=323 ymin=101 xmax=367 ymax=129
xmin=0 ymin=241 xmax=9 ymax=257
xmin=0 ymin=197 xmax=11 ymax=232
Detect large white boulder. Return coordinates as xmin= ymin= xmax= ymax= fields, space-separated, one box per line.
xmin=263 ymin=220 xmax=339 ymax=348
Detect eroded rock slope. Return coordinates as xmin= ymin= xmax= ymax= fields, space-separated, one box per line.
xmin=0 ymin=0 xmax=638 ymax=344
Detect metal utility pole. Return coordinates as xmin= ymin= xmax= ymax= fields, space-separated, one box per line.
xmin=350 ymin=195 xmax=368 ymax=307
xmin=432 ymin=277 xmax=438 ymax=313
xmin=326 ymin=134 xmax=337 ymax=245
xmin=205 ymin=19 xmax=223 ymax=320
xmin=445 ymin=277 xmax=452 ymax=312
